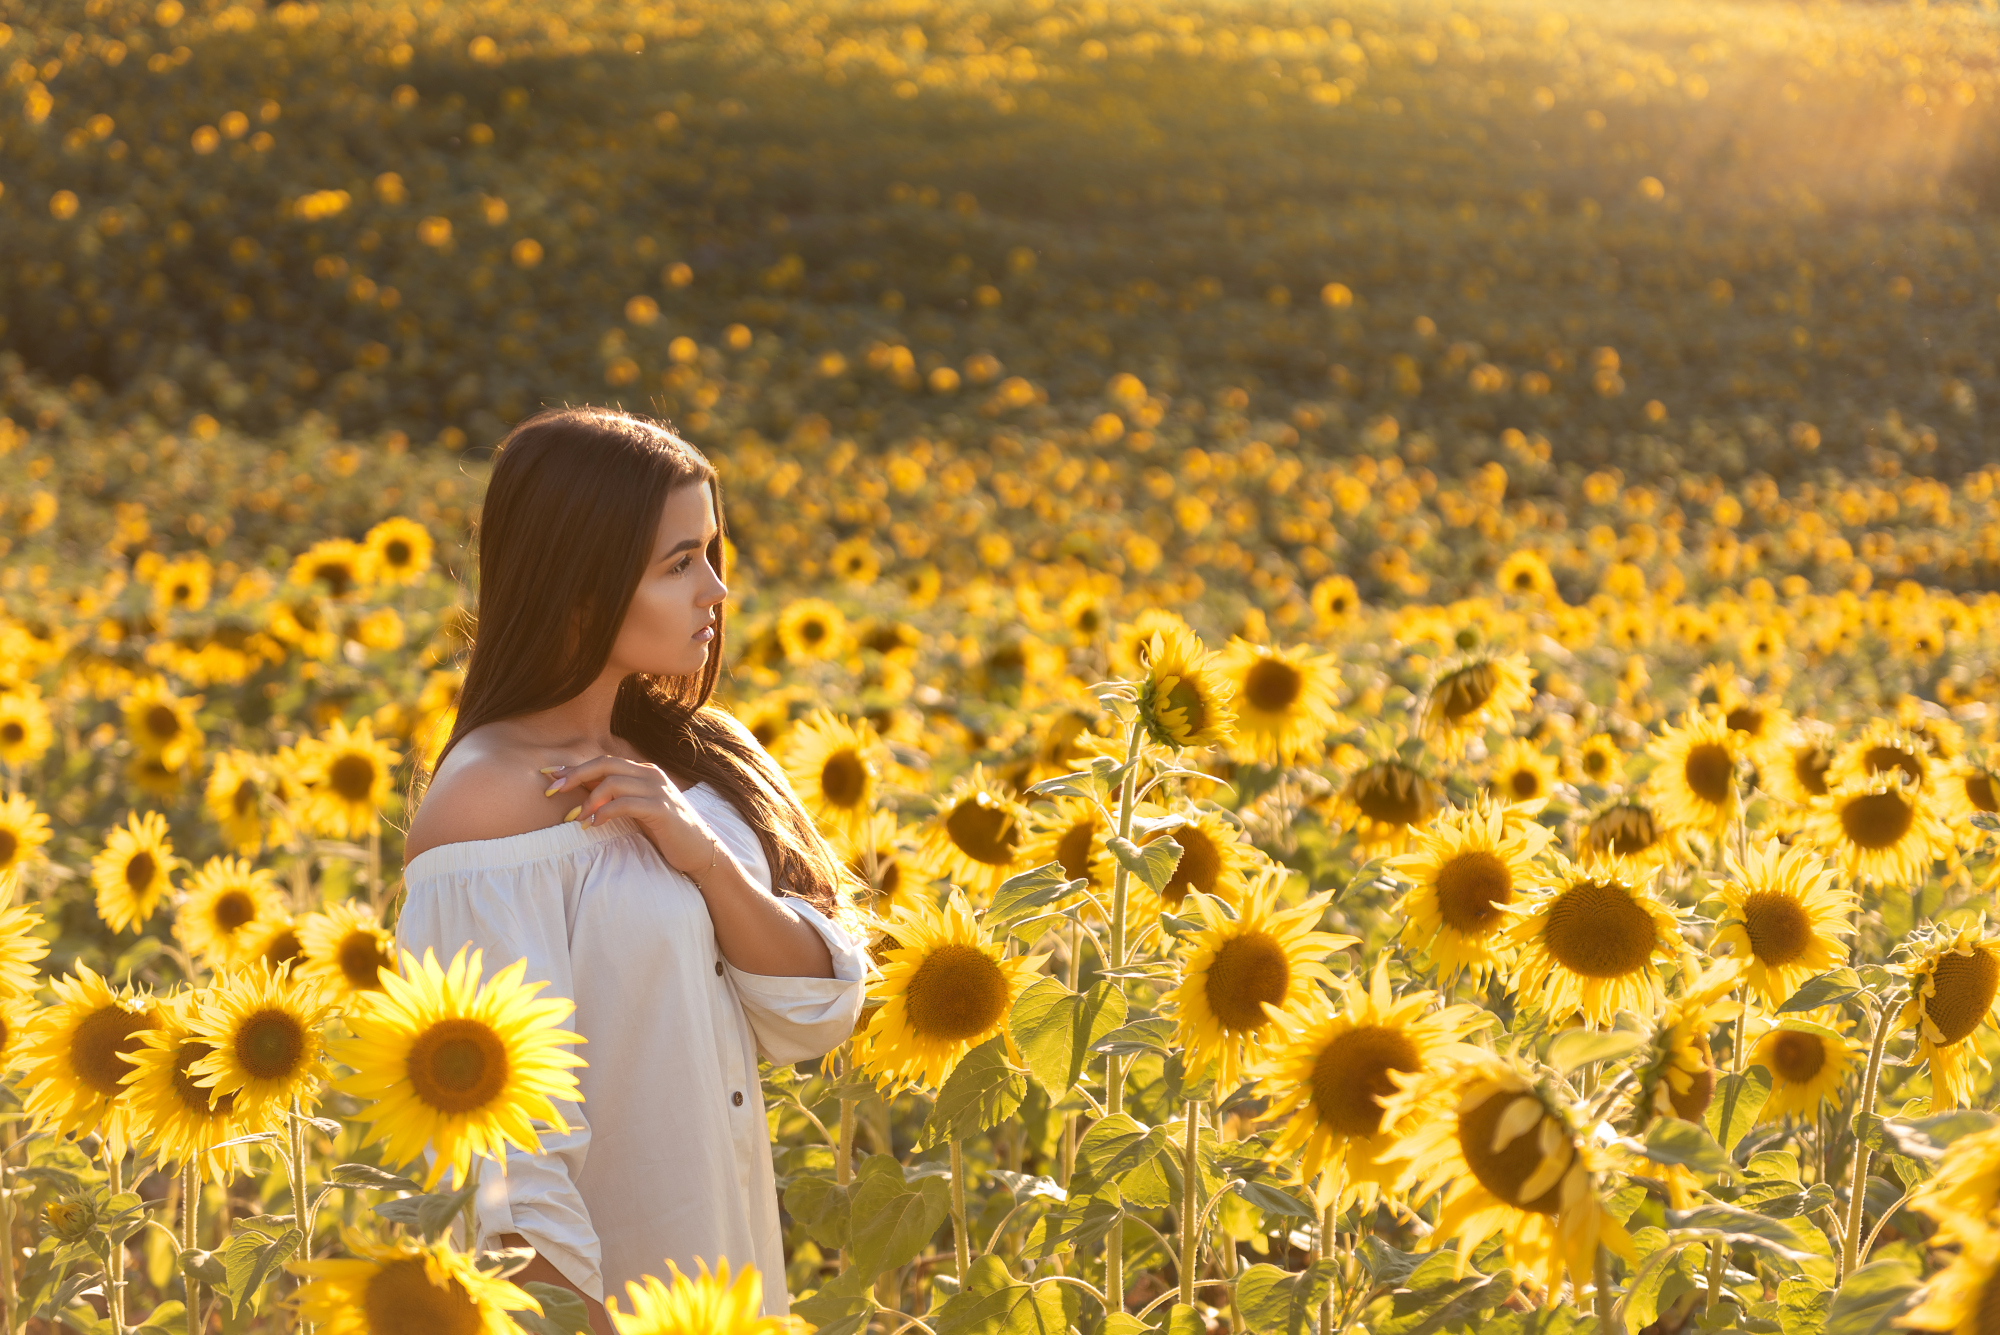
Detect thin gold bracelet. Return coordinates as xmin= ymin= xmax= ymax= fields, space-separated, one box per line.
xmin=687 ymin=836 xmax=721 ymax=890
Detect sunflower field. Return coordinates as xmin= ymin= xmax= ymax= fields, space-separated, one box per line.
xmin=7 ymin=0 xmax=2000 ymax=1330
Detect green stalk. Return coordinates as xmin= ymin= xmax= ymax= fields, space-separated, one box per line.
xmin=1840 ymin=998 xmax=1894 ymax=1282
xmin=1 ymin=1137 xmax=14 ymax=1335
xmin=289 ymin=1096 xmax=317 ymax=1335
xmin=1178 ymin=1097 xmax=1200 ymax=1307
xmin=1595 ymin=1244 xmax=1614 ymax=1335
xmin=181 ymin=1162 xmax=201 ymax=1334
xmin=1103 ymin=712 xmax=1144 ymax=1317
xmin=949 ymin=1137 xmax=971 ymax=1281
xmin=1317 ymin=1199 xmax=1336 ymax=1335
xmin=105 ymin=1147 xmax=125 ymax=1332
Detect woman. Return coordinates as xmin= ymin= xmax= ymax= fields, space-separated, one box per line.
xmin=398 ymin=406 xmax=872 ymax=1332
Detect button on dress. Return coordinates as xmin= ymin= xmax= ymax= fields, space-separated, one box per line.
xmin=396 ymin=781 xmax=870 ymax=1315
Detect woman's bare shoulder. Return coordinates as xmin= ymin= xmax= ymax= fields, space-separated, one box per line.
xmin=402 ymin=726 xmax=578 ymax=869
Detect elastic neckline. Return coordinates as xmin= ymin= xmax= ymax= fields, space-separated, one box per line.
xmin=403 ymin=782 xmax=707 ymax=880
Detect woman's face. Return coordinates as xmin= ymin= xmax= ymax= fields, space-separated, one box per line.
xmin=607 ymin=479 xmax=727 ymax=677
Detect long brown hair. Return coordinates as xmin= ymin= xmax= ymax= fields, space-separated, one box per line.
xmin=422 ymin=405 xmax=863 ymax=934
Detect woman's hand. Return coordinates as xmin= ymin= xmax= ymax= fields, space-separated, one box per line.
xmin=498 ymin=1234 xmax=614 ymax=1335
xmin=543 ymin=756 xmax=721 ymax=877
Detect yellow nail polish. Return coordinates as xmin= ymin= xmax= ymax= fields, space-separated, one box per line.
xmin=538 ymin=766 xmax=563 ymax=775
xmin=563 ymin=805 xmax=583 ymax=822
xmin=544 ymin=783 xmax=562 ymax=797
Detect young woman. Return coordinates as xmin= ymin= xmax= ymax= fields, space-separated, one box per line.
xmin=398 ymin=406 xmax=872 ymax=1332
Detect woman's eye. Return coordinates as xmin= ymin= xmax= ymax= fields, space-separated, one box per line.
xmin=672 ymin=555 xmax=695 ymax=574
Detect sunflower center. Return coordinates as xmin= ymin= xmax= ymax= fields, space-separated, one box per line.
xmin=1437 ymin=664 xmax=1498 ymax=721
xmin=945 ymin=797 xmax=1020 ymax=867
xmin=0 ymin=830 xmax=16 ymax=867
xmin=1741 ymin=891 xmax=1813 ymax=968
xmin=1143 ymin=824 xmax=1220 ymax=909
xmin=1055 ymin=820 xmax=1098 ymax=885
xmin=213 ymin=890 xmax=257 ymax=932
xmin=1350 ymin=765 xmax=1433 ymax=828
xmin=1310 ymin=1025 xmax=1422 ymax=1137
xmin=313 ymin=562 xmax=353 ymax=596
xmin=1433 ymin=850 xmax=1512 ymax=934
xmin=329 ymin=753 xmax=378 ymax=803
xmin=1793 ymin=747 xmax=1831 ymax=797
xmin=1966 ymin=774 xmax=1997 ymax=814
xmin=819 ymin=749 xmax=869 ymax=810
xmin=1204 ymin=930 xmax=1291 ymax=1031
xmin=145 ymin=704 xmax=181 ymax=740
xmin=263 ymin=929 xmax=303 ymax=970
xmin=800 ymin=617 xmax=827 ymax=644
xmin=1724 ymin=707 xmax=1763 ymax=737
xmin=1508 ymin=768 xmax=1542 ymax=799
xmin=1458 ymin=1089 xmax=1565 ymax=1214
xmin=1582 ymin=749 xmax=1610 ymax=779
xmin=1683 ymin=743 xmax=1735 ymax=805
xmin=232 ymin=778 xmax=260 ymax=816
xmin=1839 ymin=791 xmax=1914 ymax=850
xmin=1543 ymin=880 xmax=1655 ymax=979
xmin=407 ymin=1018 xmax=512 ymax=1114
xmin=235 ymin=1008 xmax=309 ymax=1082
xmin=338 ymin=931 xmax=395 ymax=990
xmin=385 ymin=539 xmax=413 ymax=566
xmin=0 ymin=722 xmax=23 ymax=744
xmin=903 ymin=943 xmax=1010 ymax=1042
xmin=1244 ymin=659 xmax=1304 ymax=713
xmin=1589 ymin=805 xmax=1661 ymax=859
xmin=1862 ymin=745 xmax=1923 ymax=786
xmin=363 ymin=1257 xmax=485 ymax=1335
xmin=70 ymin=1005 xmax=157 ymax=1096
xmin=125 ymin=851 xmax=157 ymax=895
xmin=1767 ymin=1031 xmax=1825 ymax=1084
xmin=1925 ymin=947 xmax=2000 ymax=1046
xmin=171 ymin=1041 xmax=236 ymax=1117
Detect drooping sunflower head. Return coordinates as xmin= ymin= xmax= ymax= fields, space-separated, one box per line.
xmin=855 ymin=888 xmax=1051 ymax=1093
xmin=1714 ymin=838 xmax=1855 ymax=1007
xmin=0 ymin=791 xmax=53 ymax=886
xmin=18 ymin=965 xmax=161 ymax=1155
xmin=89 ymin=809 xmax=178 ymax=935
xmin=298 ymin=901 xmax=400 ymax=999
xmin=364 ymin=515 xmax=435 ymax=587
xmin=188 ymin=963 xmax=336 ymax=1119
xmin=1486 ymin=737 xmax=1562 ymax=808
xmin=1418 ymin=653 xmax=1535 ymax=758
xmin=298 ymin=719 xmax=402 ymax=841
xmin=1805 ymin=772 xmax=1953 ymax=889
xmin=1752 ymin=1017 xmax=1858 ymax=1124
xmin=1506 ymin=854 xmax=1682 ymax=1026
xmin=916 ymin=764 xmax=1033 ymax=899
xmin=1895 ymin=919 xmax=2000 ymax=1111
xmin=1134 ymin=622 xmax=1238 ymax=752
xmin=1214 ymin=636 xmax=1344 ymax=767
xmin=1387 ymin=794 xmax=1553 ymax=984
xmin=1128 ymin=803 xmax=1257 ymax=919
xmin=775 ymin=597 xmax=848 ymax=662
xmin=1645 ymin=708 xmax=1742 ymax=840
xmin=288 ymin=1227 xmax=541 ymax=1335
xmin=334 ymin=946 xmax=587 ymax=1189
xmin=1331 ymin=757 xmax=1446 ymax=856
xmin=780 ymin=707 xmax=883 ymax=845
xmin=607 ymin=1255 xmax=808 ymax=1334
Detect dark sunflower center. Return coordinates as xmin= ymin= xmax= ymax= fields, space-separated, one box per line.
xmin=1741 ymin=891 xmax=1813 ymax=968
xmin=1543 ymin=880 xmax=1655 ymax=979
xmin=800 ymin=618 xmax=827 ymax=644
xmin=1582 ymin=749 xmax=1610 ymax=779
xmin=213 ymin=890 xmax=257 ymax=932
xmin=0 ymin=830 xmax=16 ymax=867
xmin=1793 ymin=747 xmax=1831 ymax=797
xmin=819 ymin=749 xmax=869 ymax=809
xmin=945 ymin=796 xmax=1020 ymax=867
xmin=125 ymin=851 xmax=157 ymax=895
xmin=0 ymin=722 xmax=24 ymax=744
xmin=1839 ymin=791 xmax=1914 ymax=850
xmin=903 ymin=943 xmax=1010 ymax=1042
xmin=364 ymin=1256 xmax=485 ymax=1335
xmin=232 ymin=778 xmax=260 ymax=816
xmin=263 ymin=929 xmax=303 ymax=970
xmin=235 ymin=1008 xmax=309 ymax=1082
xmin=407 ymin=1018 xmax=511 ymax=1114
xmin=1586 ymin=805 xmax=1660 ymax=859
xmin=1768 ymin=1030 xmax=1826 ymax=1084
xmin=1926 ymin=947 xmax=2000 ymax=1046
xmin=338 ymin=931 xmax=395 ymax=990
xmin=1350 ymin=764 xmax=1434 ymax=828
xmin=1725 ymin=707 xmax=1763 ymax=737
xmin=329 ymin=753 xmax=378 ymax=802
xmin=1310 ymin=1024 xmax=1422 ymax=1137
xmin=313 ymin=562 xmax=353 ymax=596
xmin=1055 ymin=820 xmax=1098 ymax=885
xmin=1862 ymin=745 xmax=1924 ymax=786
xmin=70 ymin=1006 xmax=157 ymax=1096
xmin=1437 ymin=663 xmax=1498 ymax=721
xmin=145 ymin=704 xmax=181 ymax=740
xmin=1204 ymin=930 xmax=1291 ymax=1031
xmin=1244 ymin=659 xmax=1304 ymax=713
xmin=385 ymin=540 xmax=412 ymax=566
xmin=1458 ymin=1089 xmax=1565 ymax=1214
xmin=1435 ymin=850 xmax=1512 ymax=934
xmin=1508 ymin=767 xmax=1543 ymax=799
xmin=171 ymin=1041 xmax=236 ymax=1116
xmin=1142 ymin=824 xmax=1220 ymax=909
xmin=1966 ymin=774 xmax=1998 ymax=814
xmin=1683 ymin=743 xmax=1735 ymax=805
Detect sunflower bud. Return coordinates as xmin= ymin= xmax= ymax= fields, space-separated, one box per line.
xmin=44 ymin=1196 xmax=97 ymax=1241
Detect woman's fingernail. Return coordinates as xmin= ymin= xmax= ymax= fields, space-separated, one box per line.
xmin=544 ymin=782 xmax=562 ymax=797
xmin=538 ymin=765 xmax=563 ymax=775
xmin=563 ymin=805 xmax=583 ymax=822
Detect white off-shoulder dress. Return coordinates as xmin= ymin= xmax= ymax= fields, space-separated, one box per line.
xmin=396 ymin=780 xmax=870 ymax=1316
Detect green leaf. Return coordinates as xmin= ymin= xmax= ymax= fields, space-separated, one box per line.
xmin=1009 ymin=977 xmax=1125 ymax=1099
xmin=220 ymin=1224 xmax=300 ymax=1316
xmin=372 ymin=1180 xmax=477 ymax=1242
xmin=782 ymin=1174 xmax=850 ymax=1250
xmin=132 ymin=1300 xmax=187 ymax=1335
xmin=791 ymin=1270 xmax=874 ymax=1332
xmin=511 ymin=1282 xmax=596 ymax=1335
xmin=1780 ymin=1278 xmax=1832 ymax=1335
xmin=923 ymin=1035 xmax=1028 ymax=1147
xmin=1824 ymin=1258 xmax=1919 ymax=1335
xmin=1667 ymin=1205 xmax=1810 ymax=1254
xmin=1640 ymin=1117 xmax=1731 ymax=1176
xmin=1108 ymin=834 xmax=1182 ymax=894
xmin=1026 ymin=770 xmax=1097 ymax=800
xmin=1076 ymin=1114 xmax=1171 ymax=1187
xmin=1091 ymin=1016 xmax=1176 ymax=1057
xmin=1148 ymin=1303 xmax=1206 ymax=1335
xmin=1705 ymin=1066 xmax=1772 ymax=1153
xmin=325 ymin=1163 xmax=425 ymax=1193
xmin=1233 ymin=1260 xmax=1340 ymax=1335
xmin=179 ymin=1247 xmax=227 ymax=1285
xmin=1778 ymin=968 xmax=1864 ymax=1014
xmin=112 ymin=935 xmax=166 ymax=981
xmin=1547 ymin=1026 xmax=1645 ymax=1074
xmin=1376 ymin=1252 xmax=1504 ymax=1335
xmin=846 ymin=1158 xmax=950 ymax=1279
xmin=987 ymin=862 xmax=1087 ymax=933
xmin=931 ymin=1253 xmax=1069 ymax=1335
xmin=1236 ymin=1179 xmax=1316 ymax=1219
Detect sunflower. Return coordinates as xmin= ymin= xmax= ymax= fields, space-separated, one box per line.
xmin=0 ymin=901 xmax=47 ymax=1004
xmin=0 ymin=791 xmax=52 ymax=888
xmin=1632 ymin=962 xmax=1740 ymax=1132
xmin=1017 ymin=797 xmax=1112 ymax=906
xmin=1327 ymin=757 xmax=1446 ymax=856
xmin=18 ymin=965 xmax=160 ymax=1154
xmin=298 ymin=901 xmax=399 ymax=999
xmin=334 ymin=946 xmax=587 ymax=1189
xmin=1763 ymin=722 xmax=1836 ymax=810
xmin=1212 ymin=637 xmax=1343 ymax=767
xmin=1897 ymin=1217 xmax=2000 ymax=1334
xmin=1391 ymin=1059 xmax=1631 ymax=1297
xmin=1576 ymin=797 xmax=1685 ymax=872
xmin=916 ymin=764 xmax=1033 ymax=899
xmin=188 ymin=963 xmax=337 ymax=1117
xmin=1751 ymin=1017 xmax=1859 ymax=1123
xmin=1309 ymin=575 xmax=1363 ymax=634
xmin=1505 ymin=855 xmax=1683 ymax=1025
xmin=204 ymin=749 xmax=297 ymax=853
xmin=1896 ymin=919 xmax=2000 ymax=1112
xmin=1804 ymin=773 xmax=1954 ymax=889
xmin=1718 ymin=692 xmax=1792 ymax=779
xmin=249 ymin=917 xmax=306 ymax=974
xmin=1949 ymin=762 xmax=1999 ymax=828
xmin=1134 ymin=622 xmax=1238 ymax=751
xmin=1909 ymin=1123 xmax=2000 ymax=1247
xmin=1418 ymin=653 xmax=1534 ymax=758
xmin=607 ymin=1256 xmax=807 ymax=1334
xmin=364 ymin=515 xmax=434 ymax=586
xmin=119 ymin=990 xmax=269 ymax=1181
xmin=298 ymin=719 xmax=402 ymax=840
xmin=1569 ymin=734 xmax=1625 ymax=788
xmin=775 ymin=598 xmax=848 ymax=662
xmin=0 ymin=688 xmax=54 ymax=767
xmin=1827 ymin=720 xmax=1941 ymax=796
xmin=152 ymin=555 xmax=213 ymax=615
xmin=1126 ymin=804 xmax=1259 ymax=920
xmin=288 ymin=537 xmax=375 ymax=598
xmin=780 ymin=708 xmax=885 ymax=848
xmin=288 ymin=1228 xmax=541 ymax=1335
xmin=1646 ymin=709 xmax=1742 ymax=841
xmin=1109 ymin=609 xmax=1195 ymax=680
xmin=1162 ymin=865 xmax=1357 ymax=1092
xmin=122 ymin=676 xmax=205 ymax=771
xmin=90 ymin=809 xmax=178 ymax=934
xmin=1495 ymin=550 xmax=1558 ymax=602
xmin=1250 ymin=955 xmax=1484 ymax=1211
xmin=1058 ymin=584 xmax=1112 ymax=644
xmin=1486 ymin=738 xmax=1561 ymax=808
xmin=174 ymin=856 xmax=289 ymax=970
xmin=1713 ymin=839 xmax=1855 ymax=1007
xmin=1389 ymin=796 xmax=1553 ymax=985
xmin=840 ymin=810 xmax=928 ymax=922
xmin=854 ymin=887 xmax=1051 ymax=1092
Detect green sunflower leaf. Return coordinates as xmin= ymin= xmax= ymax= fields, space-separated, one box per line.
xmin=1547 ymin=1026 xmax=1645 ymax=1074
xmin=512 ymin=1283 xmax=596 ymax=1335
xmin=922 ymin=1034 xmax=1028 ymax=1147
xmin=1108 ymin=834 xmax=1181 ymax=894
xmin=1823 ymin=1257 xmax=1919 ymax=1335
xmin=1010 ymin=976 xmax=1126 ymax=1098
xmin=1639 ymin=1116 xmax=1732 ymax=1176
xmin=1777 ymin=968 xmax=1864 ymax=1014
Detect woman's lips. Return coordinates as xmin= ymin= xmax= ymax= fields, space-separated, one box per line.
xmin=693 ymin=625 xmax=715 ymax=641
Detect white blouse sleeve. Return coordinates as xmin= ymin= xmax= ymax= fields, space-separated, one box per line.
xmin=395 ymin=857 xmax=604 ymax=1301
xmin=723 ymin=896 xmax=871 ymax=1065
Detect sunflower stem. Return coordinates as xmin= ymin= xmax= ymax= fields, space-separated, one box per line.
xmin=949 ymin=1137 xmax=971 ymax=1282
xmin=105 ymin=1147 xmax=126 ymax=1332
xmin=1104 ymin=711 xmax=1145 ymax=1316
xmin=289 ymin=1093 xmax=316 ymax=1335
xmin=1178 ymin=1096 xmax=1200 ymax=1308
xmin=1594 ymin=1243 xmax=1614 ymax=1335
xmin=1317 ymin=1199 xmax=1337 ymax=1335
xmin=181 ymin=1161 xmax=201 ymax=1334
xmin=1840 ymin=996 xmax=1893 ymax=1283
xmin=0 ymin=1137 xmax=14 ymax=1335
